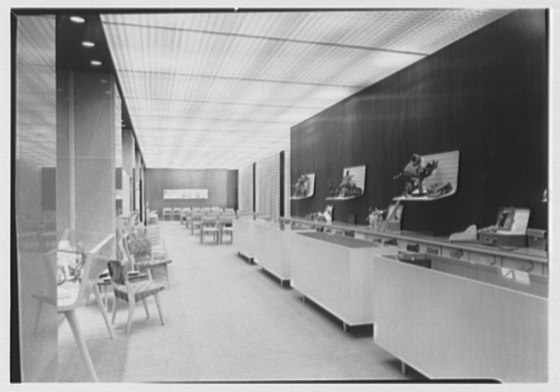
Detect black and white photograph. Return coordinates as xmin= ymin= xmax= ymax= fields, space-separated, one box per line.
xmin=5 ymin=0 xmax=558 ymax=389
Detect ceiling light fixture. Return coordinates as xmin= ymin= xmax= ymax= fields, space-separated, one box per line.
xmin=69 ymin=16 xmax=86 ymax=24
xmin=90 ymin=60 xmax=102 ymax=66
xmin=82 ymin=40 xmax=95 ymax=48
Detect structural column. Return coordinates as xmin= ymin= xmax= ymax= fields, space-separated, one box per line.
xmin=57 ymin=70 xmax=118 ymax=246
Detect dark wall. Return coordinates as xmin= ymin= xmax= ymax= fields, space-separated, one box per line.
xmin=145 ymin=168 xmax=238 ymax=215
xmin=290 ymin=10 xmax=548 ymax=235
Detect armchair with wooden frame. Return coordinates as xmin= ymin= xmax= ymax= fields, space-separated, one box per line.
xmin=105 ymin=256 xmax=165 ymax=334
xmin=56 ymin=234 xmax=115 ymax=382
xmin=200 ymin=216 xmax=220 ymax=244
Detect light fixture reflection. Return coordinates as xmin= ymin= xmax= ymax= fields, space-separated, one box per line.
xmin=90 ymin=60 xmax=102 ymax=66
xmin=82 ymin=41 xmax=95 ymax=48
xmin=70 ymin=16 xmax=86 ymax=24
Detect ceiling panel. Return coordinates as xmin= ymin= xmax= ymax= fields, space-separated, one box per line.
xmin=101 ymin=9 xmax=513 ymax=169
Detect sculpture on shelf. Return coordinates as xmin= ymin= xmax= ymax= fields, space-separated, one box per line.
xmin=338 ymin=170 xmax=363 ymax=197
xmin=393 ymin=154 xmax=439 ymax=197
xmin=292 ymin=174 xmax=310 ymax=197
xmin=327 ymin=171 xmax=364 ymax=198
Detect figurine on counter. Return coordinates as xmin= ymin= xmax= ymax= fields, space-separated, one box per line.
xmin=367 ymin=207 xmax=385 ymax=230
xmin=305 ymin=205 xmax=333 ymax=231
xmin=393 ymin=154 xmax=438 ymax=197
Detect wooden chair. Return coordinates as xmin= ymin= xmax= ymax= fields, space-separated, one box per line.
xmin=97 ymin=233 xmax=150 ymax=308
xmin=57 ymin=234 xmax=115 ymax=382
xmin=191 ymin=213 xmax=203 ymax=235
xmin=106 ymin=258 xmax=165 ymax=334
xmin=200 ymin=216 xmax=220 ymax=244
xmin=223 ymin=208 xmax=236 ymax=217
xmin=219 ymin=216 xmax=234 ymax=244
xmin=172 ymin=207 xmax=182 ymax=221
xmin=162 ymin=207 xmax=172 ymax=221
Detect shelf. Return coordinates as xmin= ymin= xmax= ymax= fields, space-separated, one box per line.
xmin=291 ymin=195 xmax=313 ymax=200
xmin=325 ymin=194 xmax=363 ymax=201
xmin=393 ymin=192 xmax=455 ymax=202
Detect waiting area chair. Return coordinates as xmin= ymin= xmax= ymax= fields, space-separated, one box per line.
xmin=200 ymin=216 xmax=220 ymax=244
xmin=57 ymin=234 xmax=115 ymax=382
xmin=106 ymin=258 xmax=165 ymax=334
xmin=219 ymin=216 xmax=234 ymax=244
xmin=172 ymin=207 xmax=182 ymax=221
xmin=162 ymin=207 xmax=173 ymax=221
xmin=191 ymin=213 xmax=203 ymax=235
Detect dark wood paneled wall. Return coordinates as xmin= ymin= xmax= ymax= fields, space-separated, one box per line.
xmin=291 ymin=10 xmax=548 ymax=234
xmin=145 ymin=168 xmax=238 ymax=215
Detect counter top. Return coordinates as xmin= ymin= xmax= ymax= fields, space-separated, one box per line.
xmin=279 ymin=217 xmax=548 ymax=264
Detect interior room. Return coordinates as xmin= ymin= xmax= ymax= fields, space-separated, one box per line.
xmin=11 ymin=4 xmax=553 ymax=385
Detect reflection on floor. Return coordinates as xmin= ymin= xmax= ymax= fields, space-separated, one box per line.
xmin=57 ymin=221 xmax=421 ymax=382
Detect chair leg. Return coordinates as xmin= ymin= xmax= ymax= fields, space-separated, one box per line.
xmin=111 ymin=295 xmax=118 ymax=325
xmin=142 ymin=299 xmax=150 ymax=319
xmin=153 ymin=293 xmax=164 ymax=326
xmin=92 ymin=284 xmax=113 ymax=339
xmin=64 ymin=309 xmax=99 ymax=382
xmin=126 ymin=298 xmax=136 ymax=334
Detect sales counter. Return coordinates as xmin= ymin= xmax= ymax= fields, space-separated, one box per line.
xmin=250 ymin=220 xmax=313 ymax=285
xmin=276 ymin=217 xmax=548 ymax=381
xmin=288 ymin=231 xmax=398 ymax=330
xmin=372 ymin=253 xmax=548 ymax=382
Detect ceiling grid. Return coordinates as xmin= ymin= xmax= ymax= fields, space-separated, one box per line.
xmin=101 ymin=10 xmax=512 ymax=169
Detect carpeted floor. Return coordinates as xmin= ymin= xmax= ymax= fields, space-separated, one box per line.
xmin=57 ymin=221 xmax=420 ymax=383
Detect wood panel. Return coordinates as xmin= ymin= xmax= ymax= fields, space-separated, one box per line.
xmin=290 ymin=10 xmax=548 ymax=235
xmin=145 ymin=168 xmax=238 ymax=215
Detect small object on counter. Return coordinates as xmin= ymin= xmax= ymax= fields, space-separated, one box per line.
xmin=477 ymin=207 xmax=530 ymax=248
xmin=449 ymin=224 xmax=478 ymax=242
xmin=527 ymin=228 xmax=547 ymax=251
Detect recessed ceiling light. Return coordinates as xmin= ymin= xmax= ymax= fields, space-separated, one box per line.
xmin=69 ymin=16 xmax=86 ymax=24
xmin=82 ymin=41 xmax=95 ymax=48
xmin=90 ymin=60 xmax=102 ymax=66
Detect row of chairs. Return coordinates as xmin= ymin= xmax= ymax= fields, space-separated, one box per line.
xmin=162 ymin=206 xmax=233 ymax=221
xmin=196 ymin=215 xmax=234 ymax=244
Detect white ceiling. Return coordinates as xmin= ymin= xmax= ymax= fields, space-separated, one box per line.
xmin=101 ymin=9 xmax=513 ymax=169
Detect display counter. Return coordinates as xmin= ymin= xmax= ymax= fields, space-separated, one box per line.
xmin=372 ymin=254 xmax=548 ymax=382
xmin=279 ymin=217 xmax=548 ymax=277
xmin=234 ymin=216 xmax=258 ymax=262
xmin=251 ymin=220 xmax=313 ymax=286
xmin=288 ymin=230 xmax=397 ymax=330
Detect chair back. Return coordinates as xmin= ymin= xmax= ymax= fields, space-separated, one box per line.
xmin=219 ymin=216 xmax=233 ymax=227
xmin=58 ymin=234 xmax=115 ymax=311
xmin=201 ymin=216 xmax=218 ymax=227
xmin=106 ymin=259 xmax=128 ymax=285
